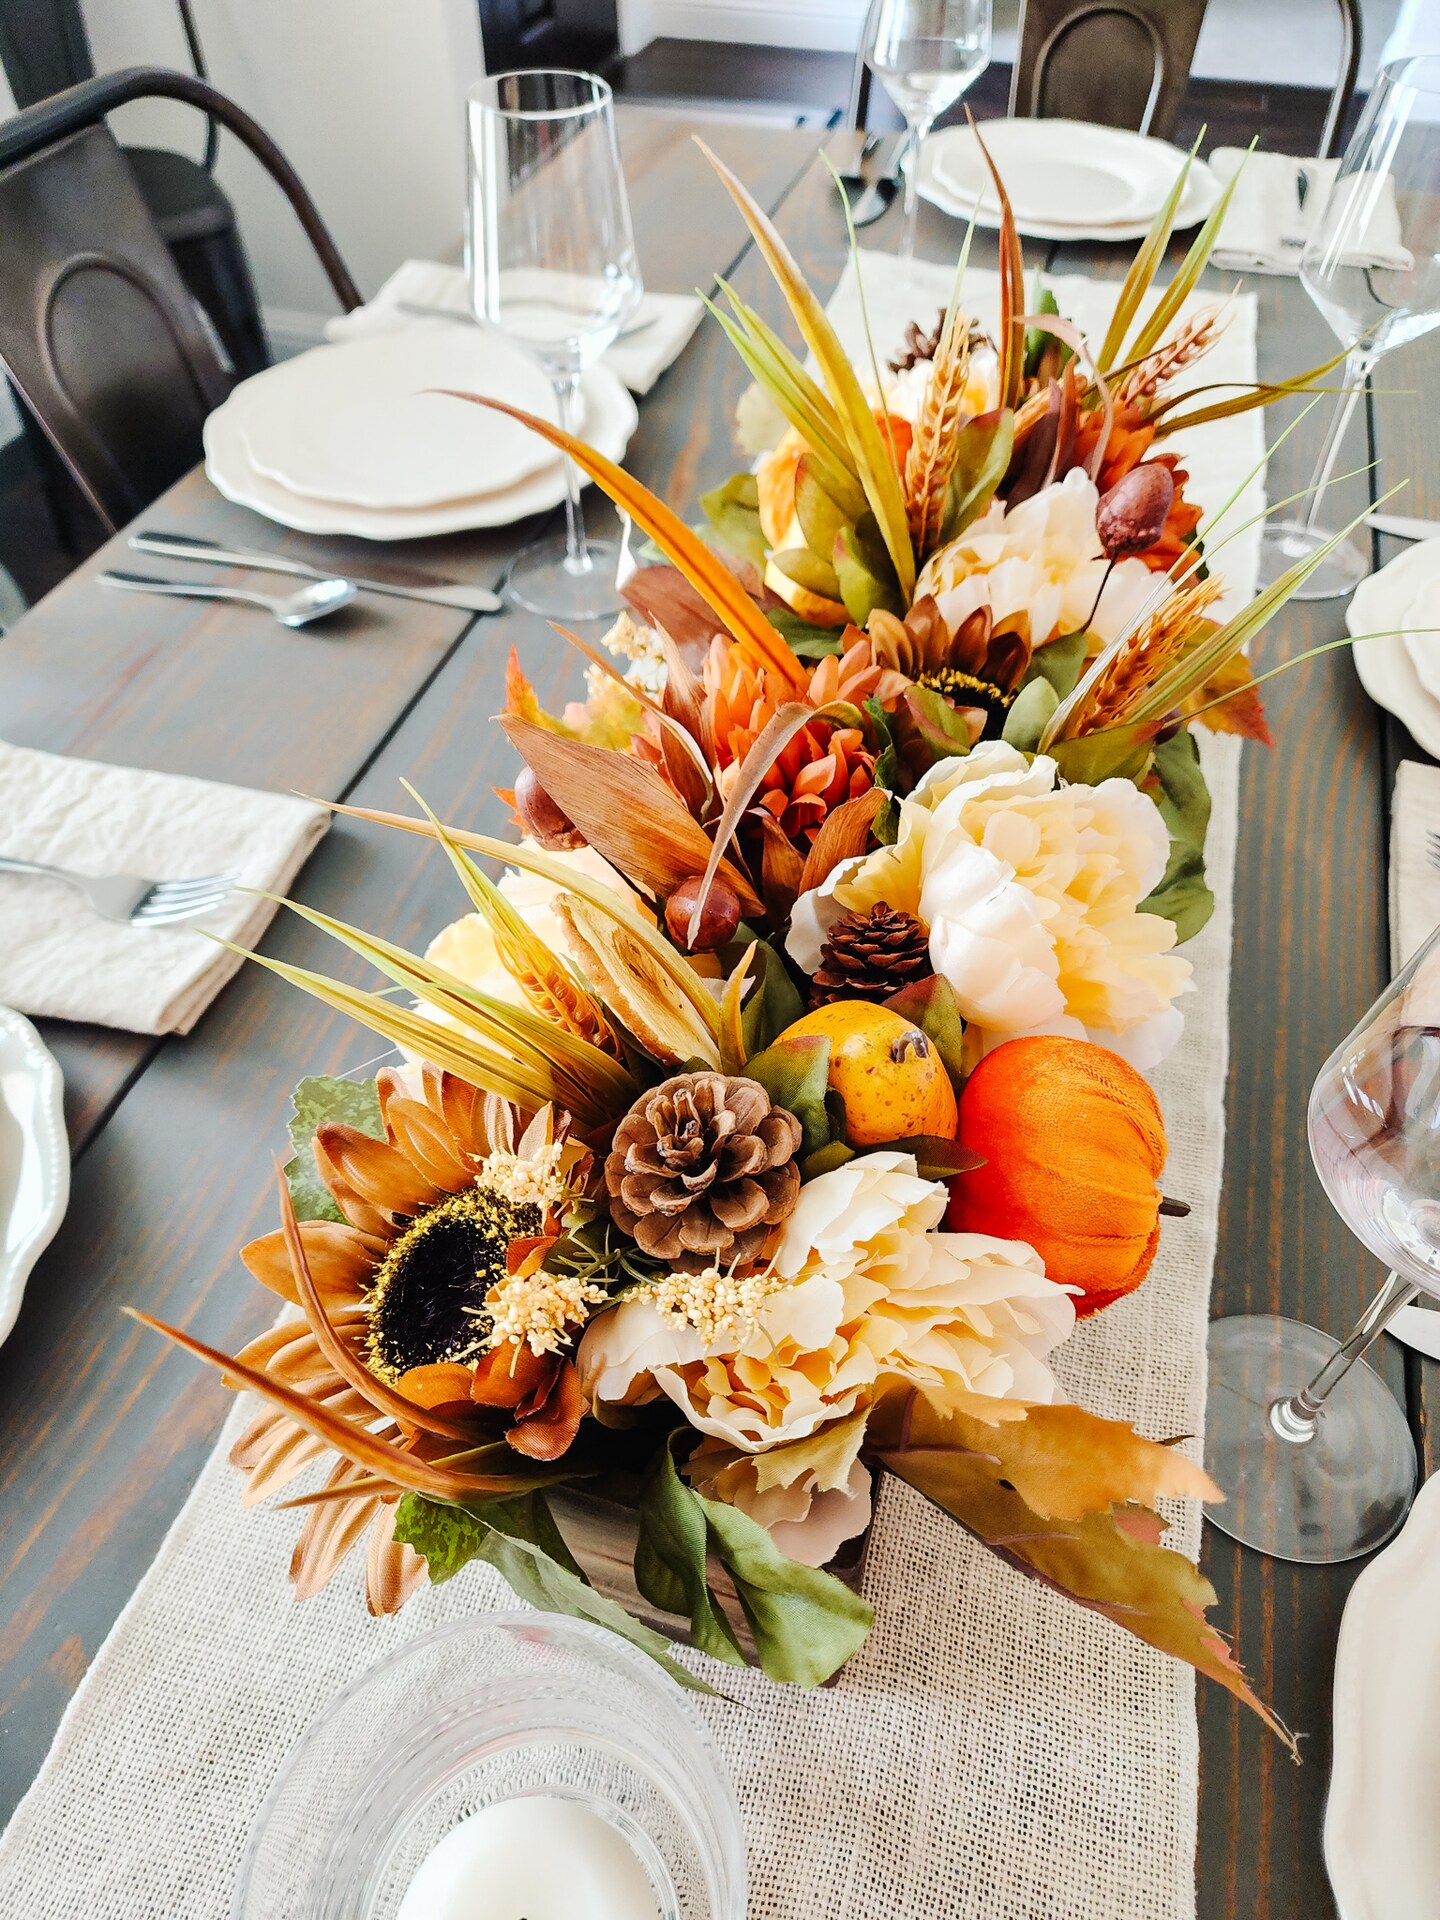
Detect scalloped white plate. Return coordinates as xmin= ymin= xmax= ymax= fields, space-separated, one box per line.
xmin=1347 ymin=538 xmax=1440 ymax=759
xmin=1326 ymin=1471 xmax=1440 ymax=1919
xmin=0 ymin=1005 xmax=69 ymax=1347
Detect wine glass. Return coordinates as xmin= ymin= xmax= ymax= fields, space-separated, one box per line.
xmin=1201 ymin=924 xmax=1440 ymax=1562
xmin=1259 ymin=54 xmax=1440 ymax=600
xmin=467 ymin=70 xmax=643 ymax=621
xmin=860 ymin=0 xmax=992 ymax=263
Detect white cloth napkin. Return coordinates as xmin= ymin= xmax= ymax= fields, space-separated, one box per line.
xmin=1210 ymin=149 xmax=1412 ymax=276
xmin=324 ymin=261 xmax=704 ymax=397
xmin=0 ymin=744 xmax=329 ymax=1035
xmin=1390 ymin=759 xmax=1440 ymax=969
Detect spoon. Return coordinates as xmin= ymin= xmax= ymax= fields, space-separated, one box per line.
xmin=97 ymin=570 xmax=357 ymax=628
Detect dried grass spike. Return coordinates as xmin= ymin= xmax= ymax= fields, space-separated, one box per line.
xmin=904 ymin=314 xmax=972 ymax=555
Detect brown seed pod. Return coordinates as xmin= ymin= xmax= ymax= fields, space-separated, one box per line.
xmin=514 ymin=765 xmax=585 ymax=850
xmin=1096 ymin=463 xmax=1175 ymax=560
xmin=665 ymin=873 xmax=742 ymax=952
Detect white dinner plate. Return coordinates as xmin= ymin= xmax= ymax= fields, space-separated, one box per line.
xmin=1347 ymin=538 xmax=1440 ymax=757
xmin=0 ymin=1005 xmax=69 ymax=1348
xmin=1326 ymin=1472 xmax=1440 ymax=1919
xmin=205 ymin=363 xmax=639 ymax=541
xmin=920 ymin=123 xmax=1220 ymax=240
xmin=228 ymin=325 xmax=564 ymax=510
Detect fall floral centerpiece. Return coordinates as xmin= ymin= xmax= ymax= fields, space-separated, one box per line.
xmin=138 ymin=139 xmax=1353 ymax=1741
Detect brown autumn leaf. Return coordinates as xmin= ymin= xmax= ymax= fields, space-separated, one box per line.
xmin=798 ymin=787 xmax=886 ymax=894
xmin=868 ymin=1385 xmax=1295 ymax=1750
xmin=501 ymin=715 xmax=762 ymax=916
xmin=1183 ymin=651 xmax=1273 ymax=745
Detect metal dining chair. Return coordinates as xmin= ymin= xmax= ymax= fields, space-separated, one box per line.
xmin=0 ymin=68 xmax=360 ymax=538
xmin=1008 ymin=0 xmax=1208 ymax=139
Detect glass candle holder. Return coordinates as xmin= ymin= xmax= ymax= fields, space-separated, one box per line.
xmin=232 ymin=1614 xmax=746 ymax=1920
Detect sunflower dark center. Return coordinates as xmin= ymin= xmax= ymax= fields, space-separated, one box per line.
xmin=366 ymin=1187 xmax=540 ymax=1385
xmin=917 ymin=665 xmax=1018 ymax=732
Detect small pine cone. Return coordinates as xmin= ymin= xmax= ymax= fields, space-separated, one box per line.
xmin=606 ymin=1073 xmax=802 ymax=1269
xmin=810 ymin=904 xmax=932 ymax=1007
xmin=888 ymin=310 xmax=945 ymax=374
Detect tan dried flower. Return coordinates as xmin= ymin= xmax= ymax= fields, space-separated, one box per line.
xmin=485 ymin=1268 xmax=609 ymax=1357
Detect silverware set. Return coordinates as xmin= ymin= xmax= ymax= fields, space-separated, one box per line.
xmin=97 ymin=530 xmax=503 ymax=623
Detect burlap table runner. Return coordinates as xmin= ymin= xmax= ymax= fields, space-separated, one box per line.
xmin=0 ymin=267 xmax=1262 ymax=1920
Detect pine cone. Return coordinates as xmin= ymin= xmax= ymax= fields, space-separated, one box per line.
xmin=888 ymin=311 xmax=945 ymax=373
xmin=810 ymin=905 xmax=932 ymax=1006
xmin=606 ymin=1073 xmax=803 ymax=1269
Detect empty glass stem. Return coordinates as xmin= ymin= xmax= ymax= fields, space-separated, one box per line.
xmin=899 ymin=119 xmax=931 ymax=260
xmin=1268 ymin=1269 xmax=1420 ymax=1442
xmin=1300 ymin=347 xmax=1375 ymax=533
xmin=554 ymin=368 xmax=592 ymax=578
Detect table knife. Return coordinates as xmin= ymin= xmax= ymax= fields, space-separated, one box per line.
xmin=129 ymin=531 xmax=502 ymax=615
xmin=1365 ymin=511 xmax=1440 ymax=544
xmin=1387 ymin=1303 xmax=1440 ymax=1362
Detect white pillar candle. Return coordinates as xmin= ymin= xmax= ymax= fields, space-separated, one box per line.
xmin=395 ymin=1795 xmax=665 ymax=1920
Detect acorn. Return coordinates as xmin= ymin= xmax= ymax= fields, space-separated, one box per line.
xmin=514 ymin=765 xmax=585 ymax=850
xmin=1096 ymin=462 xmax=1175 ymax=560
xmin=665 ymin=873 xmax=742 ymax=952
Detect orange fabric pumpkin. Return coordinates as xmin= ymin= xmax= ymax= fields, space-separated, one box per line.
xmin=945 ymin=1035 xmax=1168 ymax=1317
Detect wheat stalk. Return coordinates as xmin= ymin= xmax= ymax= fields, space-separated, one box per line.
xmin=903 ymin=313 xmax=972 ymax=557
xmin=1118 ymin=307 xmax=1227 ymax=408
xmin=1076 ymin=575 xmax=1227 ymax=734
xmin=491 ymin=925 xmax=623 ymax=1060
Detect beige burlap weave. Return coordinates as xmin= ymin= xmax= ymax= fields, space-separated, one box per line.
xmin=0 ymin=265 xmax=1260 ymax=1920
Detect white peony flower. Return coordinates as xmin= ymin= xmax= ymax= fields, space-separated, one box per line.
xmin=915 ymin=467 xmax=1156 ymax=651
xmin=686 ymin=1413 xmax=874 ymax=1567
xmin=576 ymin=1151 xmax=1076 ymax=1465
xmin=787 ymin=739 xmax=1191 ymax=1069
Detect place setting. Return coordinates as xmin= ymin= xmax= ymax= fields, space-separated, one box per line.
xmin=6 ymin=7 xmax=1440 ymax=1918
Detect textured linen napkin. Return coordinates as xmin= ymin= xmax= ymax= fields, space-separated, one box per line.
xmin=1389 ymin=759 xmax=1440 ymax=968
xmin=0 ymin=744 xmax=329 ymax=1035
xmin=324 ymin=260 xmax=704 ymax=397
xmin=1210 ymin=149 xmax=1412 ymax=275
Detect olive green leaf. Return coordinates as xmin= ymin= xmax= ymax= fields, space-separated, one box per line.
xmin=744 ymin=1032 xmax=833 ymax=1155
xmin=284 ymin=1075 xmax=383 ymax=1224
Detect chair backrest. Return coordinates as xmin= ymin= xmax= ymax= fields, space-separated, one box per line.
xmin=0 ymin=69 xmax=360 ymax=535
xmin=1009 ymin=0 xmax=1208 ymax=139
xmin=1320 ymin=0 xmax=1362 ymax=159
xmin=0 ymin=122 xmax=231 ymax=532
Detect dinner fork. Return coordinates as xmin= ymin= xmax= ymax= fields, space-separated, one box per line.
xmin=1428 ymin=830 xmax=1440 ymax=870
xmin=0 ymin=857 xmax=238 ymax=925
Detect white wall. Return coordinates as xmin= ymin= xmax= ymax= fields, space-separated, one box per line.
xmin=80 ymin=0 xmax=483 ymax=342
xmin=646 ymin=0 xmax=866 ymax=53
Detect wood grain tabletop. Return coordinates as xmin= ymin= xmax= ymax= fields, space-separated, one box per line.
xmin=2 ymin=108 xmax=1435 ymax=1920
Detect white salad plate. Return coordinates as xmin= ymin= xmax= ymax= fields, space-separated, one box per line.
xmin=1347 ymin=537 xmax=1440 ymax=759
xmin=0 ymin=1005 xmax=69 ymax=1348
xmin=1325 ymin=1472 xmax=1440 ymax=1920
xmin=205 ymin=363 xmax=638 ymax=541
xmin=921 ymin=120 xmax=1220 ymax=240
xmin=229 ymin=324 xmax=563 ymax=510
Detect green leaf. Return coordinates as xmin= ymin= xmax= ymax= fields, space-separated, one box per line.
xmin=835 ymin=522 xmax=903 ymax=626
xmin=744 ymin=1032 xmax=834 ymax=1155
xmin=1020 ymin=627 xmax=1087 ymax=699
xmin=862 ymin=693 xmax=899 ymax=796
xmin=886 ymin=1134 xmax=985 ymax=1179
xmin=699 ymin=473 xmax=767 ymax=570
xmin=393 ymin=1492 xmax=715 ymax=1695
xmin=883 ymin=974 xmax=967 ymax=1097
xmin=766 ymin=609 xmax=843 ymax=659
xmin=794 ymin=455 xmax=850 ymax=569
xmin=691 ymin=1484 xmax=875 ymax=1687
xmin=940 ymin=409 xmax=1015 ymax=545
xmin=1048 ymin=723 xmax=1156 ymax=787
xmin=635 ymin=1443 xmax=746 ymax=1667
xmin=284 ymin=1075 xmax=383 ymax=1224
xmin=1139 ymin=730 xmax=1214 ymax=941
xmin=770 ymin=545 xmax=843 ymax=600
xmin=890 ymin=685 xmax=975 ymax=782
xmin=1001 ymin=677 xmax=1058 ymax=752
xmin=737 ymin=937 xmax=806 ymax=1056
xmin=800 ymin=1139 xmax=856 ymax=1178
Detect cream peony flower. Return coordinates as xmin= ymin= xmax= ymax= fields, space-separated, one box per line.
xmin=686 ymin=1413 xmax=873 ymax=1568
xmin=787 ymin=740 xmax=1191 ymax=1069
xmin=577 ymin=1151 xmax=1075 ymax=1474
xmin=915 ymin=468 xmax=1156 ymax=651
xmin=423 ymin=843 xmax=644 ymax=1027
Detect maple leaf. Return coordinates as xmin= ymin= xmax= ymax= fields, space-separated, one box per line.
xmin=1183 ymin=650 xmax=1272 ymax=745
xmin=868 ymin=1385 xmax=1296 ymax=1753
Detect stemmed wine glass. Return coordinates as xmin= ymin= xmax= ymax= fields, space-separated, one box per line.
xmin=860 ymin=0 xmax=992 ymax=263
xmin=1260 ymin=54 xmax=1440 ymax=600
xmin=467 ymin=70 xmax=643 ymax=620
xmin=1202 ymin=924 xmax=1440 ymax=1562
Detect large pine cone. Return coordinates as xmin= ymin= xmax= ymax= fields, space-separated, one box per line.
xmin=811 ymin=904 xmax=932 ymax=1007
xmin=606 ymin=1073 xmax=803 ymax=1268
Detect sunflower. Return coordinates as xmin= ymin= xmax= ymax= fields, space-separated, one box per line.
xmin=215 ymin=1064 xmax=592 ymax=1612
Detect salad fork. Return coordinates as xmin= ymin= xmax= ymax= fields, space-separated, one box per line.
xmin=0 ymin=857 xmax=238 ymax=925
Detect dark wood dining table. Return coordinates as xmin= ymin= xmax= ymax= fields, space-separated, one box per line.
xmin=1 ymin=104 xmax=1436 ymax=1918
